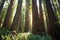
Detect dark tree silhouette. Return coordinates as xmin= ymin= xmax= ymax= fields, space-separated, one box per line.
xmin=39 ymin=0 xmax=45 ymax=33
xmin=32 ymin=0 xmax=45 ymax=34
xmin=45 ymin=0 xmax=60 ymax=40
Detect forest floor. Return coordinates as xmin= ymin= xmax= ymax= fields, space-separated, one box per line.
xmin=0 ymin=28 xmax=53 ymax=40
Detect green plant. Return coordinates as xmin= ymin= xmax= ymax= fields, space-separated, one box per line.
xmin=0 ymin=28 xmax=52 ymax=40
xmin=28 ymin=34 xmax=52 ymax=40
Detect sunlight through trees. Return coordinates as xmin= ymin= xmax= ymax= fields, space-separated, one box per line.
xmin=0 ymin=0 xmax=60 ymax=40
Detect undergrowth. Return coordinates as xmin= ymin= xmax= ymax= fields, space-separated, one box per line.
xmin=0 ymin=28 xmax=52 ymax=40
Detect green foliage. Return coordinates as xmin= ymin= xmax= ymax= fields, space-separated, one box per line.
xmin=28 ymin=34 xmax=52 ymax=40
xmin=0 ymin=28 xmax=10 ymax=35
xmin=0 ymin=28 xmax=11 ymax=40
xmin=0 ymin=28 xmax=52 ymax=40
xmin=0 ymin=28 xmax=17 ymax=40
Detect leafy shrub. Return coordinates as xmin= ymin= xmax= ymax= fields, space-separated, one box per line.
xmin=28 ymin=34 xmax=52 ymax=40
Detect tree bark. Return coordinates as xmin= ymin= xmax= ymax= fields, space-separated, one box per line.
xmin=32 ymin=0 xmax=44 ymax=34
xmin=11 ymin=0 xmax=23 ymax=32
xmin=0 ymin=0 xmax=5 ymax=26
xmin=24 ymin=0 xmax=30 ymax=32
xmin=45 ymin=0 xmax=60 ymax=40
xmin=3 ymin=0 xmax=15 ymax=30
xmin=39 ymin=0 xmax=45 ymax=33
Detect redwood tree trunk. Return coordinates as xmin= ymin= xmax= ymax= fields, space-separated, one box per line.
xmin=32 ymin=0 xmax=45 ymax=34
xmin=39 ymin=0 xmax=45 ymax=33
xmin=3 ymin=0 xmax=15 ymax=29
xmin=24 ymin=0 xmax=30 ymax=32
xmin=11 ymin=0 xmax=23 ymax=32
xmin=0 ymin=0 xmax=5 ymax=25
xmin=45 ymin=0 xmax=60 ymax=40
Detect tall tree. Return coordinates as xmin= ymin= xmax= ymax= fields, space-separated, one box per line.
xmin=11 ymin=0 xmax=23 ymax=32
xmin=24 ymin=0 xmax=30 ymax=32
xmin=45 ymin=0 xmax=60 ymax=40
xmin=52 ymin=0 xmax=60 ymax=24
xmin=0 ymin=0 xmax=5 ymax=25
xmin=39 ymin=0 xmax=45 ymax=33
xmin=32 ymin=0 xmax=45 ymax=34
xmin=0 ymin=0 xmax=9 ymax=27
xmin=0 ymin=0 xmax=5 ymax=13
xmin=3 ymin=0 xmax=17 ymax=29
